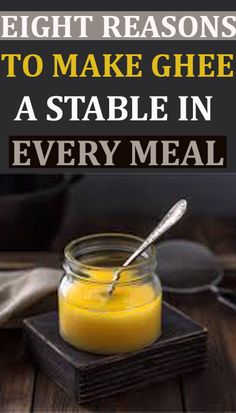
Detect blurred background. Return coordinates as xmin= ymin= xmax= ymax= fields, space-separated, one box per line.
xmin=0 ymin=173 xmax=235 ymax=254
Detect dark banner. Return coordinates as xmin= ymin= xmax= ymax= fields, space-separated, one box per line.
xmin=0 ymin=2 xmax=235 ymax=173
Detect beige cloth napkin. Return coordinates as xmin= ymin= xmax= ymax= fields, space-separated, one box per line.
xmin=0 ymin=268 xmax=63 ymax=327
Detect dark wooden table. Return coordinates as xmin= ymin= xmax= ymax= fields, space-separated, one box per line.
xmin=1 ymin=216 xmax=236 ymax=412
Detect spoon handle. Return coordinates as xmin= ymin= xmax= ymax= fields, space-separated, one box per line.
xmin=108 ymin=199 xmax=187 ymax=295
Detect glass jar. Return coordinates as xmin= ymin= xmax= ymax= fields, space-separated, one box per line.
xmin=58 ymin=233 xmax=162 ymax=355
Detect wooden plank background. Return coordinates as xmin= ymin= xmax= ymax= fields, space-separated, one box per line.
xmin=1 ymin=216 xmax=236 ymax=412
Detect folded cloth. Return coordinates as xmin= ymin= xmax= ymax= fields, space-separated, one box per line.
xmin=0 ymin=267 xmax=62 ymax=327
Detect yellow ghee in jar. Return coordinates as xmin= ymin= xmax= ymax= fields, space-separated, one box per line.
xmin=59 ymin=268 xmax=162 ymax=354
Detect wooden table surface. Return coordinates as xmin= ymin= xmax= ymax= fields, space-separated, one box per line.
xmin=1 ymin=216 xmax=236 ymax=412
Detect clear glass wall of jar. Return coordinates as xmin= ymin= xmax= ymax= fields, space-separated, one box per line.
xmin=58 ymin=233 xmax=162 ymax=354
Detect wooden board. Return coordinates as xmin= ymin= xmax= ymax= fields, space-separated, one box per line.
xmin=24 ymin=302 xmax=207 ymax=403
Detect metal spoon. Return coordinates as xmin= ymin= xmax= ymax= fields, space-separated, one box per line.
xmin=108 ymin=199 xmax=188 ymax=296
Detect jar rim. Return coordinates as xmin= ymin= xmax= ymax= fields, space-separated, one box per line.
xmin=64 ymin=233 xmax=157 ymax=276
